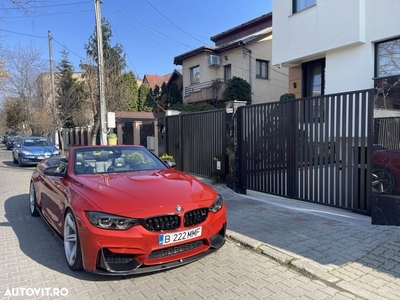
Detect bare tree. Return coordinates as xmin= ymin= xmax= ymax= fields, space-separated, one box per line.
xmin=0 ymin=61 xmax=9 ymax=80
xmin=0 ymin=0 xmax=53 ymax=14
xmin=2 ymin=42 xmax=53 ymax=135
xmin=0 ymin=49 xmax=11 ymax=133
xmin=0 ymin=1 xmax=53 ymax=134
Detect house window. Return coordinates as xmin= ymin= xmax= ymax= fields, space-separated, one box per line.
xmin=256 ymin=60 xmax=268 ymax=79
xmin=302 ymin=58 xmax=325 ymax=122
xmin=293 ymin=0 xmax=316 ymax=13
xmin=224 ymin=64 xmax=232 ymax=81
xmin=190 ymin=66 xmax=200 ymax=84
xmin=302 ymin=59 xmax=325 ymax=98
xmin=375 ymin=37 xmax=400 ymax=78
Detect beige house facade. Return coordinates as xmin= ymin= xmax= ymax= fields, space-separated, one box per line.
xmin=36 ymin=72 xmax=84 ymax=110
xmin=174 ymin=13 xmax=289 ymax=106
xmin=36 ymin=73 xmax=53 ymax=111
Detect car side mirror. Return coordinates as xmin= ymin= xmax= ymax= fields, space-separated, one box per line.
xmin=44 ymin=165 xmax=67 ymax=177
xmin=163 ymin=160 xmax=176 ymax=168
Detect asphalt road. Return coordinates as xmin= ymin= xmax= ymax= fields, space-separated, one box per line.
xmin=0 ymin=143 xmax=357 ymax=300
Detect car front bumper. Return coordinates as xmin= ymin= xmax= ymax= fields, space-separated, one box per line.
xmin=75 ymin=208 xmax=227 ymax=275
xmin=19 ymin=154 xmax=55 ymax=165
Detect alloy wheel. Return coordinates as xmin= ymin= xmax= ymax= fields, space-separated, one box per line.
xmin=372 ymin=168 xmax=395 ymax=194
xmin=64 ymin=212 xmax=78 ymax=267
xmin=29 ymin=182 xmax=39 ymax=216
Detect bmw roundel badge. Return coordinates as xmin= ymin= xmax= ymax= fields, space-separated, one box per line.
xmin=176 ymin=205 xmax=183 ymax=213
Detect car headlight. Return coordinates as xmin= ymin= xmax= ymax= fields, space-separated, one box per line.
xmin=86 ymin=212 xmax=140 ymax=230
xmin=209 ymin=195 xmax=224 ymax=213
xmin=53 ymin=150 xmax=60 ymax=155
xmin=21 ymin=150 xmax=33 ymax=155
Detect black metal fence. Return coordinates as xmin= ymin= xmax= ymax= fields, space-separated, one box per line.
xmin=239 ymin=101 xmax=293 ymax=197
xmin=165 ymin=109 xmax=226 ymax=177
xmin=238 ymin=89 xmax=374 ymax=213
xmin=165 ymin=89 xmax=375 ymax=214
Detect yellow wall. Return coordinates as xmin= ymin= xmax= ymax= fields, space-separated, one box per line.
xmin=289 ymin=66 xmax=302 ymax=99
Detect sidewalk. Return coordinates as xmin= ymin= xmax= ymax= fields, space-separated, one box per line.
xmin=201 ymin=179 xmax=400 ymax=300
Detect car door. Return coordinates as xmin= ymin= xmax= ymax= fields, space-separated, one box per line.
xmin=13 ymin=137 xmax=22 ymax=160
xmin=39 ymin=161 xmax=69 ymax=235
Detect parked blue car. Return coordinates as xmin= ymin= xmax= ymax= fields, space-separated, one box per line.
xmin=12 ymin=136 xmax=60 ymax=167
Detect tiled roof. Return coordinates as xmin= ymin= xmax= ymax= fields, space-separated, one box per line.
xmin=143 ymin=74 xmax=172 ymax=90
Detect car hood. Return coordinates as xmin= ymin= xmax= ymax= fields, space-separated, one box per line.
xmin=71 ymin=169 xmax=217 ymax=214
xmin=23 ymin=146 xmax=57 ymax=154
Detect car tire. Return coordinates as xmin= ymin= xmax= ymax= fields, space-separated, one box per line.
xmin=29 ymin=182 xmax=40 ymax=217
xmin=64 ymin=211 xmax=84 ymax=271
xmin=18 ymin=157 xmax=24 ymax=167
xmin=372 ymin=167 xmax=395 ymax=194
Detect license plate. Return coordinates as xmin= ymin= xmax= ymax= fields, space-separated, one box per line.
xmin=37 ymin=156 xmax=44 ymax=159
xmin=159 ymin=227 xmax=202 ymax=246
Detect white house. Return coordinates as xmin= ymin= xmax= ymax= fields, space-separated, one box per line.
xmin=272 ymin=0 xmax=400 ymax=105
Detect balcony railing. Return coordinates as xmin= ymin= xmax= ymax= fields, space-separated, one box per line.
xmin=184 ymin=79 xmax=226 ymax=103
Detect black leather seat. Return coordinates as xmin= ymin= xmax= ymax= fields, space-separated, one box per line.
xmin=75 ymin=154 xmax=95 ymax=174
xmin=95 ymin=150 xmax=111 ymax=173
xmin=107 ymin=158 xmax=130 ymax=172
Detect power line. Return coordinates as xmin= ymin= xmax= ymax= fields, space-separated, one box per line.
xmin=104 ymin=3 xmax=196 ymax=50
xmin=1 ymin=9 xmax=93 ymax=21
xmin=2 ymin=0 xmax=92 ymax=10
xmin=144 ymin=0 xmax=207 ymax=46
xmin=0 ymin=28 xmax=88 ymax=66
xmin=101 ymin=8 xmax=139 ymax=76
xmin=106 ymin=3 xmax=287 ymax=82
xmin=52 ymin=38 xmax=87 ymax=62
xmin=0 ymin=28 xmax=46 ymax=39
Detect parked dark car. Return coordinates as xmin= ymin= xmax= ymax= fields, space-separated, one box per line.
xmin=12 ymin=136 xmax=60 ymax=167
xmin=4 ymin=132 xmax=21 ymax=145
xmin=6 ymin=138 xmax=18 ymax=150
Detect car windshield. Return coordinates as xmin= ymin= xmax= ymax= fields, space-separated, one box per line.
xmin=73 ymin=146 xmax=168 ymax=175
xmin=23 ymin=138 xmax=53 ymax=147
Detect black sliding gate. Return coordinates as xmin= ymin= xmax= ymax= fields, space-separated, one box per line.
xmin=165 ymin=109 xmax=226 ymax=177
xmin=165 ymin=89 xmax=374 ymax=214
xmin=239 ymin=89 xmax=374 ymax=213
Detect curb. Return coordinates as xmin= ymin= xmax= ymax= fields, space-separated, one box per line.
xmin=225 ymin=230 xmax=387 ymax=299
xmin=226 ymin=229 xmax=340 ymax=283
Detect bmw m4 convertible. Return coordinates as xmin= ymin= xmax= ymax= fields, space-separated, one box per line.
xmin=29 ymin=145 xmax=227 ymax=275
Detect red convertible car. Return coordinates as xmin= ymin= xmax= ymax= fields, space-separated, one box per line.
xmin=372 ymin=145 xmax=400 ymax=194
xmin=30 ymin=145 xmax=227 ymax=275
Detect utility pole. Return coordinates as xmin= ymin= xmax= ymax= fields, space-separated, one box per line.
xmin=48 ymin=30 xmax=59 ymax=148
xmin=94 ymin=0 xmax=107 ymax=145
